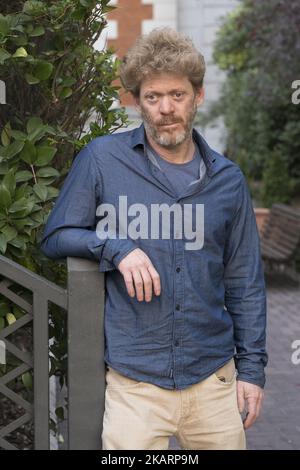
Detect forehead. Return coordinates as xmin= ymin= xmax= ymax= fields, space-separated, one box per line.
xmin=140 ymin=73 xmax=193 ymax=94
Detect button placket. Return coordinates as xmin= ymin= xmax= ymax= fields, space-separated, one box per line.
xmin=172 ymin=217 xmax=185 ymax=385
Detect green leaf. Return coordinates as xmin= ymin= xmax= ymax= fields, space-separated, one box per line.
xmin=13 ymin=35 xmax=28 ymax=46
xmin=27 ymin=117 xmax=43 ymax=134
xmin=29 ymin=128 xmax=48 ymax=144
xmin=33 ymin=183 xmax=48 ymax=201
xmin=33 ymin=60 xmax=53 ymax=80
xmin=23 ymin=1 xmax=45 ymax=15
xmin=22 ymin=371 xmax=33 ymax=390
xmin=44 ymin=125 xmax=56 ymax=135
xmin=15 ymin=171 xmax=33 ymax=183
xmin=46 ymin=186 xmax=59 ymax=199
xmin=20 ymin=140 xmax=37 ymax=164
xmin=29 ymin=25 xmax=45 ymax=37
xmin=8 ymin=198 xmax=32 ymax=213
xmin=15 ymin=183 xmax=29 ymax=200
xmin=0 ymin=317 xmax=5 ymax=330
xmin=36 ymin=167 xmax=60 ymax=178
xmin=36 ymin=177 xmax=57 ymax=186
xmin=31 ymin=211 xmax=45 ymax=224
xmin=26 ymin=118 xmax=47 ymax=143
xmin=7 ymin=245 xmax=22 ymax=258
xmin=31 ymin=203 xmax=42 ymax=213
xmin=0 ymin=301 xmax=9 ymax=318
xmin=59 ymin=87 xmax=73 ymax=99
xmin=0 ymin=140 xmax=24 ymax=160
xmin=25 ymin=73 xmax=40 ymax=85
xmin=61 ymin=77 xmax=76 ymax=87
xmin=0 ymin=163 xmax=9 ymax=175
xmin=13 ymin=217 xmax=34 ymax=230
xmin=1 ymin=125 xmax=11 ymax=147
xmin=0 ymin=183 xmax=12 ymax=209
xmin=0 ymin=47 xmax=11 ymax=64
xmin=26 ymin=23 xmax=34 ymax=34
xmin=3 ymin=169 xmax=16 ymax=196
xmin=71 ymin=7 xmax=86 ymax=21
xmin=13 ymin=25 xmax=25 ymax=34
xmin=8 ymin=236 xmax=27 ymax=250
xmin=1 ymin=225 xmax=17 ymax=241
xmin=55 ymin=406 xmax=64 ymax=420
xmin=0 ymin=17 xmax=9 ymax=35
xmin=12 ymin=47 xmax=28 ymax=58
xmin=6 ymin=313 xmax=16 ymax=325
xmin=0 ymin=234 xmax=7 ymax=254
xmin=10 ymin=130 xmax=27 ymax=141
xmin=35 ymin=146 xmax=57 ymax=166
xmin=13 ymin=306 xmax=25 ymax=319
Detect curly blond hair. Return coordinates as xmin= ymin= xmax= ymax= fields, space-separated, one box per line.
xmin=120 ymin=28 xmax=206 ymax=97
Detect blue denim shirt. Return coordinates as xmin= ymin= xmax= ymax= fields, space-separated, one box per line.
xmin=41 ymin=124 xmax=268 ymax=389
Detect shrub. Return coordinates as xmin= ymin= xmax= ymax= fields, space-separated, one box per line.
xmin=204 ymin=0 xmax=300 ymax=206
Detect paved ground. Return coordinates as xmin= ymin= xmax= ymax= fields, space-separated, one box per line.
xmin=169 ymin=273 xmax=300 ymax=450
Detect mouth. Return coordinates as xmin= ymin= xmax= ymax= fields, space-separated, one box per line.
xmin=159 ymin=123 xmax=180 ymax=128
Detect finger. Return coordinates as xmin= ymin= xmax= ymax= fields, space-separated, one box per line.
xmin=140 ymin=267 xmax=153 ymax=302
xmin=256 ymin=391 xmax=264 ymax=418
xmin=123 ymin=271 xmax=135 ymax=298
xmin=147 ymin=264 xmax=161 ymax=296
xmin=237 ymin=382 xmax=245 ymax=413
xmin=243 ymin=397 xmax=259 ymax=429
xmin=132 ymin=269 xmax=144 ymax=301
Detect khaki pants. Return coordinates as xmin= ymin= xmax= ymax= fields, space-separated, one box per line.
xmin=102 ymin=358 xmax=246 ymax=450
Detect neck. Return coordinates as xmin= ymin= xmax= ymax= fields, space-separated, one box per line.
xmin=145 ymin=131 xmax=195 ymax=164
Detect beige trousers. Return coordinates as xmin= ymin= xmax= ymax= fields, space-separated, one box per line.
xmin=102 ymin=358 xmax=246 ymax=450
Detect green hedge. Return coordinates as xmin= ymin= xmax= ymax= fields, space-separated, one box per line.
xmin=202 ymin=0 xmax=300 ymax=207
xmin=0 ymin=0 xmax=127 ymax=439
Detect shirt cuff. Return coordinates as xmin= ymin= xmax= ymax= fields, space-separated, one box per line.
xmin=235 ymin=360 xmax=266 ymax=388
xmin=98 ymin=238 xmax=137 ymax=272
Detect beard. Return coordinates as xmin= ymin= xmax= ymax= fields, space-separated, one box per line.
xmin=140 ymin=101 xmax=198 ymax=149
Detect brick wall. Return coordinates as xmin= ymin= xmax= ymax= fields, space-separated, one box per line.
xmin=105 ymin=0 xmax=177 ymax=106
xmin=107 ymin=0 xmax=153 ymax=106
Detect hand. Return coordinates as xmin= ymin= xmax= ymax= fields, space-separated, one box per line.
xmin=117 ymin=248 xmax=161 ymax=302
xmin=236 ymin=380 xmax=264 ymax=429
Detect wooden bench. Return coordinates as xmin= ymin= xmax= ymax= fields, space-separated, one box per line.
xmin=260 ymin=203 xmax=300 ymax=278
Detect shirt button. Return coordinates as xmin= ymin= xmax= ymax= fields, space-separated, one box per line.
xmin=176 ymin=267 xmax=181 ymax=273
xmin=176 ymin=304 xmax=180 ymax=311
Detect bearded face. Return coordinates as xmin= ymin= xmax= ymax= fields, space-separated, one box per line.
xmin=136 ymin=73 xmax=203 ymax=150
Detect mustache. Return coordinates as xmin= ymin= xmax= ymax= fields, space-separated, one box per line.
xmin=156 ymin=119 xmax=183 ymax=126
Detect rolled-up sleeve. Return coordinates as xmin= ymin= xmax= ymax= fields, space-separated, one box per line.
xmin=40 ymin=144 xmax=136 ymax=272
xmin=223 ymin=173 xmax=268 ymax=388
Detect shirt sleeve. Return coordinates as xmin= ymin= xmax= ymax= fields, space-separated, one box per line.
xmin=40 ymin=143 xmax=137 ymax=272
xmin=223 ymin=172 xmax=268 ymax=388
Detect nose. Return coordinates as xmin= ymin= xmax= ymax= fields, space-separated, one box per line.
xmin=159 ymin=96 xmax=175 ymax=115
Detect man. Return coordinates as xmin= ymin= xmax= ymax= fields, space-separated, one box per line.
xmin=41 ymin=28 xmax=267 ymax=450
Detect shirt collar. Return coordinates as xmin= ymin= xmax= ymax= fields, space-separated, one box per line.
xmin=129 ymin=123 xmax=217 ymax=177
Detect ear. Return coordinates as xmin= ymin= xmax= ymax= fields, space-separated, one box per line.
xmin=195 ymin=87 xmax=205 ymax=107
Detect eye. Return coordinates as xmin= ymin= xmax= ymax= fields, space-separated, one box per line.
xmin=174 ymin=92 xmax=184 ymax=99
xmin=146 ymin=94 xmax=157 ymax=102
